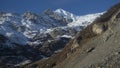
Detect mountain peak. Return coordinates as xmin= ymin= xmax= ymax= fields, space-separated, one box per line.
xmin=55 ymin=8 xmax=67 ymax=14
xmin=54 ymin=8 xmax=75 ymax=16
xmin=44 ymin=9 xmax=54 ymax=15
xmin=54 ymin=8 xmax=78 ymax=22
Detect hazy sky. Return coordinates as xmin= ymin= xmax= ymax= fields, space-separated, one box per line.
xmin=0 ymin=0 xmax=120 ymax=15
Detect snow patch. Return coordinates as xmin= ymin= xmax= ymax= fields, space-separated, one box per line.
xmin=61 ymin=35 xmax=73 ymax=38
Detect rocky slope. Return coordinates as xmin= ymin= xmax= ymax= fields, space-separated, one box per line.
xmin=24 ymin=3 xmax=120 ymax=68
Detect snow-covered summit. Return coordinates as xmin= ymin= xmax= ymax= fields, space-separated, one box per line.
xmin=54 ymin=9 xmax=77 ymax=22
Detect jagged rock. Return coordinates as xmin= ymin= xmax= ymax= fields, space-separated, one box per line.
xmin=71 ymin=39 xmax=79 ymax=50
xmin=116 ymin=12 xmax=120 ymax=18
xmin=38 ymin=37 xmax=70 ymax=57
xmin=23 ymin=11 xmax=39 ymax=20
xmin=49 ymin=28 xmax=66 ymax=38
xmin=68 ymin=29 xmax=77 ymax=36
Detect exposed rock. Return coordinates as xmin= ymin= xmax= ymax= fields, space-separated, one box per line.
xmin=49 ymin=28 xmax=66 ymax=38
xmin=116 ymin=12 xmax=120 ymax=18
xmin=92 ymin=24 xmax=104 ymax=34
xmin=71 ymin=39 xmax=79 ymax=50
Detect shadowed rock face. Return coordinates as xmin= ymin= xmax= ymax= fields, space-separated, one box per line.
xmin=0 ymin=35 xmax=41 ymax=67
xmin=116 ymin=12 xmax=120 ymax=18
xmin=0 ymin=34 xmax=7 ymax=43
xmin=24 ymin=3 xmax=120 ymax=68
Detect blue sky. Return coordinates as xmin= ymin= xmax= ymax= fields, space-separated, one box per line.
xmin=0 ymin=0 xmax=120 ymax=15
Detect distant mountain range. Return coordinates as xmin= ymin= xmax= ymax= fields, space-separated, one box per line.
xmin=0 ymin=9 xmax=103 ymax=67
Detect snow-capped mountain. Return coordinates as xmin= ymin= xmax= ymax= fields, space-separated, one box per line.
xmin=67 ymin=13 xmax=104 ymax=28
xmin=0 ymin=13 xmax=28 ymax=45
xmin=0 ymin=9 xmax=103 ymax=44
xmin=54 ymin=9 xmax=104 ymax=32
xmin=0 ymin=9 xmax=104 ymax=50
xmin=54 ymin=9 xmax=77 ymax=22
xmin=0 ymin=9 xmax=104 ymax=66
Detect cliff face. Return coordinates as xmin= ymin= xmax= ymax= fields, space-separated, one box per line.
xmin=25 ymin=3 xmax=120 ymax=68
